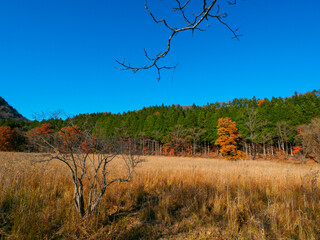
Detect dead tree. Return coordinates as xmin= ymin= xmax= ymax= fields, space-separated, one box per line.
xmin=259 ymin=130 xmax=272 ymax=158
xmin=275 ymin=121 xmax=293 ymax=155
xmin=116 ymin=0 xmax=240 ymax=80
xmin=188 ymin=127 xmax=206 ymax=156
xmin=170 ymin=125 xmax=189 ymax=155
xmin=30 ymin=122 xmax=142 ymax=218
xmin=244 ymin=107 xmax=260 ymax=160
xmin=298 ymin=118 xmax=320 ymax=163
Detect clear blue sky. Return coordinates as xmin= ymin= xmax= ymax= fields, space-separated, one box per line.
xmin=1 ymin=0 xmax=319 ymax=119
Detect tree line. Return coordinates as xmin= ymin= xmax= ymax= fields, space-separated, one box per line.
xmin=1 ymin=90 xmax=320 ymax=161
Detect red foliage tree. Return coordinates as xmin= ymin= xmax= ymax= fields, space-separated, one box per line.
xmin=292 ymin=146 xmax=302 ymax=156
xmin=28 ymin=123 xmax=56 ymax=152
xmin=304 ymin=91 xmax=315 ymax=97
xmin=80 ymin=134 xmax=97 ymax=153
xmin=28 ymin=123 xmax=54 ymax=137
xmin=0 ymin=126 xmax=17 ymax=151
xmin=257 ymin=99 xmax=266 ymax=106
xmin=58 ymin=125 xmax=82 ymax=151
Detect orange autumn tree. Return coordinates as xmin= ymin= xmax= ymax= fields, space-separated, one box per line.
xmin=58 ymin=125 xmax=98 ymax=153
xmin=0 ymin=126 xmax=17 ymax=151
xmin=28 ymin=123 xmax=55 ymax=152
xmin=215 ymin=117 xmax=245 ymax=160
xmin=28 ymin=123 xmax=54 ymax=137
xmin=80 ymin=134 xmax=97 ymax=153
xmin=58 ymin=125 xmax=83 ymax=152
xmin=59 ymin=125 xmax=81 ymax=142
xmin=257 ymin=99 xmax=265 ymax=107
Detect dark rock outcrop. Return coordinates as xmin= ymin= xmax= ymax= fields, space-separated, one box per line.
xmin=0 ymin=97 xmax=28 ymax=121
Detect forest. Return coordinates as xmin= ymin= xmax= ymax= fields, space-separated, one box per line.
xmin=2 ymin=90 xmax=320 ymax=239
xmin=1 ymin=90 xmax=320 ymax=161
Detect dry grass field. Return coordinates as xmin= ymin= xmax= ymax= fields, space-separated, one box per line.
xmin=1 ymin=152 xmax=320 ymax=239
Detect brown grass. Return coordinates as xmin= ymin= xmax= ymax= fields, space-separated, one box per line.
xmin=1 ymin=152 xmax=320 ymax=239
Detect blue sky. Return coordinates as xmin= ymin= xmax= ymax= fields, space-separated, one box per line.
xmin=0 ymin=0 xmax=319 ymax=119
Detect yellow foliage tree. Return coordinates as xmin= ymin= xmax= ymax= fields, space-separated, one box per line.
xmin=215 ymin=117 xmax=245 ymax=160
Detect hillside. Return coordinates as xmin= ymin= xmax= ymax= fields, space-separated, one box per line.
xmin=0 ymin=97 xmax=27 ymax=121
xmin=1 ymin=90 xmax=320 ymax=158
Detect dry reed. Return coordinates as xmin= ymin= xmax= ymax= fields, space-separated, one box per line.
xmin=1 ymin=152 xmax=320 ymax=239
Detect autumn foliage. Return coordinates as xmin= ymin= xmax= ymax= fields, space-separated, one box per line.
xmin=0 ymin=126 xmax=17 ymax=151
xmin=80 ymin=134 xmax=97 ymax=153
xmin=292 ymin=146 xmax=302 ymax=156
xmin=28 ymin=124 xmax=99 ymax=154
xmin=297 ymin=118 xmax=320 ymax=163
xmin=56 ymin=125 xmax=82 ymax=151
xmin=304 ymin=91 xmax=315 ymax=97
xmin=28 ymin=123 xmax=54 ymax=137
xmin=215 ymin=117 xmax=245 ymax=160
xmin=59 ymin=125 xmax=81 ymax=143
xmin=59 ymin=125 xmax=98 ymax=153
xmin=257 ymin=99 xmax=265 ymax=106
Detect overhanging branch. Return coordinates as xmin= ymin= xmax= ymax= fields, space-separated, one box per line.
xmin=116 ymin=0 xmax=241 ymax=80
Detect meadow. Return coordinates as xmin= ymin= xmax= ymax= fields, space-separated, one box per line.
xmin=1 ymin=152 xmax=320 ymax=239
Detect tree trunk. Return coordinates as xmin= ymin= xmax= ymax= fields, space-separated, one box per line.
xmin=245 ymin=142 xmax=248 ymax=156
xmin=74 ymin=183 xmax=85 ymax=217
xmin=252 ymin=142 xmax=256 ymax=160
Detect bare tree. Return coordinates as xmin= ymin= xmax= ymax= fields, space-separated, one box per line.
xmin=276 ymin=121 xmax=293 ymax=155
xmin=298 ymin=118 xmax=320 ymax=163
xmin=152 ymin=130 xmax=163 ymax=155
xmin=259 ymin=130 xmax=272 ymax=158
xmin=243 ymin=107 xmax=261 ymax=160
xmin=169 ymin=125 xmax=189 ymax=154
xmin=171 ymin=124 xmax=188 ymax=140
xmin=188 ymin=127 xmax=206 ymax=156
xmin=117 ymin=0 xmax=240 ymax=80
xmin=30 ymin=122 xmax=142 ymax=218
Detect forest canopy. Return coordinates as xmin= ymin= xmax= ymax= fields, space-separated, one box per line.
xmin=1 ymin=90 xmax=320 ymax=160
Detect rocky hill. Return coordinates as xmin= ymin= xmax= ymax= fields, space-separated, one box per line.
xmin=0 ymin=97 xmax=28 ymax=121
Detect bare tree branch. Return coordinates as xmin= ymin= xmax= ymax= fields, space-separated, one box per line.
xmin=29 ymin=115 xmax=143 ymax=217
xmin=116 ymin=0 xmax=240 ymax=80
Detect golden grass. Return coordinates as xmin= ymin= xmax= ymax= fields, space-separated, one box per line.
xmin=1 ymin=152 xmax=320 ymax=239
